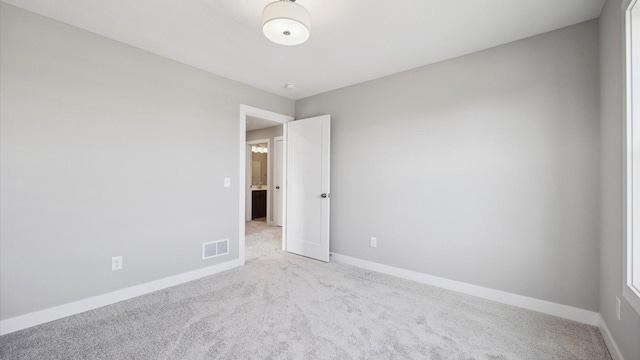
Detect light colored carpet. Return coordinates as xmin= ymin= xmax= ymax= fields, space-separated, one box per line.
xmin=0 ymin=221 xmax=611 ymax=359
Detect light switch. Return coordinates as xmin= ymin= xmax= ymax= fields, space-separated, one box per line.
xmin=224 ymin=177 xmax=231 ymax=188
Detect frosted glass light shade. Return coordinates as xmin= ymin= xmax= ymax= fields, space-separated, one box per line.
xmin=262 ymin=1 xmax=311 ymax=46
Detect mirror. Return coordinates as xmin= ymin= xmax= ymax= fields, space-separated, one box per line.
xmin=251 ymin=143 xmax=268 ymax=186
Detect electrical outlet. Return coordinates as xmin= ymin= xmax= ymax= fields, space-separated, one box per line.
xmin=224 ymin=177 xmax=231 ymax=188
xmin=616 ymin=296 xmax=621 ymax=320
xmin=112 ymin=256 xmax=123 ymax=271
xmin=370 ymin=237 xmax=377 ymax=248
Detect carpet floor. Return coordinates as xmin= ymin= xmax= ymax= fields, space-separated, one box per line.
xmin=0 ymin=221 xmax=611 ymax=359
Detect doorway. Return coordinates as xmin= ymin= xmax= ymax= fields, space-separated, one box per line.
xmin=238 ymin=105 xmax=293 ymax=265
xmin=246 ymin=139 xmax=270 ymax=222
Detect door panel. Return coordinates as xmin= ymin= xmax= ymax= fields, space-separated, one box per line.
xmin=286 ymin=115 xmax=330 ymax=262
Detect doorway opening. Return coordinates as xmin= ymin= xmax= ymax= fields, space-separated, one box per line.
xmin=238 ymin=105 xmax=293 ymax=266
xmin=246 ymin=139 xmax=270 ymax=223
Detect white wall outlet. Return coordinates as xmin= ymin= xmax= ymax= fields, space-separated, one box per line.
xmin=112 ymin=256 xmax=123 ymax=271
xmin=616 ymin=296 xmax=621 ymax=320
xmin=224 ymin=177 xmax=231 ymax=188
xmin=370 ymin=237 xmax=377 ymax=248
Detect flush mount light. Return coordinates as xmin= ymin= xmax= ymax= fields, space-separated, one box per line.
xmin=262 ymin=0 xmax=311 ymax=46
xmin=284 ymin=83 xmax=296 ymax=89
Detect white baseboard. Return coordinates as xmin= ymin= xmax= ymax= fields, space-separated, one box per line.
xmin=598 ymin=314 xmax=625 ymax=360
xmin=0 ymin=259 xmax=240 ymax=335
xmin=330 ymin=253 xmax=599 ymax=326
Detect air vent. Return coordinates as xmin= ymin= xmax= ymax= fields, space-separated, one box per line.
xmin=202 ymin=239 xmax=229 ymax=260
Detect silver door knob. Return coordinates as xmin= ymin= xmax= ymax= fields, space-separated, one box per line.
xmin=321 ymin=193 xmax=329 ymax=198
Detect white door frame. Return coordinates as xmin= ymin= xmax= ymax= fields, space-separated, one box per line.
xmin=273 ymin=136 xmax=284 ymax=230
xmin=239 ymin=105 xmax=293 ymax=266
xmin=246 ymin=138 xmax=270 ymax=222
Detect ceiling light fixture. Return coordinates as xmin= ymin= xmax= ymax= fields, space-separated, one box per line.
xmin=262 ymin=0 xmax=311 ymax=46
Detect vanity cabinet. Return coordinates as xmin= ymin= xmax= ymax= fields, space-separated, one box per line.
xmin=252 ymin=190 xmax=267 ymax=219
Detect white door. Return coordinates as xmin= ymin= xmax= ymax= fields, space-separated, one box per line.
xmin=286 ymin=115 xmax=330 ymax=262
xmin=274 ymin=137 xmax=284 ymax=227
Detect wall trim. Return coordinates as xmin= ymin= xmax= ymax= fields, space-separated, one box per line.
xmin=331 ymin=253 xmax=599 ymax=326
xmin=598 ymin=314 xmax=625 ymax=360
xmin=0 ymin=259 xmax=240 ymax=335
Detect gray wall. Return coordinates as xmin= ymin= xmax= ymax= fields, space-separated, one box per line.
xmin=296 ymin=21 xmax=601 ymax=311
xmin=246 ymin=125 xmax=284 ymax=141
xmin=599 ymin=0 xmax=640 ymax=359
xmin=246 ymin=126 xmax=284 ymax=223
xmin=0 ymin=3 xmax=294 ymax=320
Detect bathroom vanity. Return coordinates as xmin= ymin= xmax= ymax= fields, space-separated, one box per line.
xmin=251 ymin=188 xmax=267 ymax=219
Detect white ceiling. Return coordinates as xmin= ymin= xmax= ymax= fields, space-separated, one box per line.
xmin=4 ymin=0 xmax=606 ymax=100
